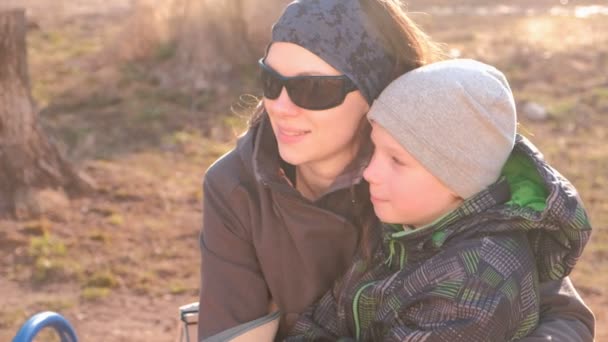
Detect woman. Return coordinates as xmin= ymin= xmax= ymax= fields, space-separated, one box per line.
xmin=198 ymin=0 xmax=594 ymax=340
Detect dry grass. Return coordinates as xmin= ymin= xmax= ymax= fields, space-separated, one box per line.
xmin=108 ymin=0 xmax=175 ymax=62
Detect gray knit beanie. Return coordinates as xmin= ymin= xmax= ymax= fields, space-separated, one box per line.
xmin=367 ymin=59 xmax=517 ymax=199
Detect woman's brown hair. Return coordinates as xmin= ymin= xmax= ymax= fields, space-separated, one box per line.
xmin=361 ymin=0 xmax=444 ymax=76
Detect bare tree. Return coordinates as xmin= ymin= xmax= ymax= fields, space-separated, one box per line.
xmin=0 ymin=9 xmax=93 ymax=219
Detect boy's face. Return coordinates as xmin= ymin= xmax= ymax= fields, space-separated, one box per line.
xmin=363 ymin=122 xmax=463 ymax=227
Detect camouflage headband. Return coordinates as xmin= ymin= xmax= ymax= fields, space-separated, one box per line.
xmin=270 ymin=0 xmax=394 ymax=104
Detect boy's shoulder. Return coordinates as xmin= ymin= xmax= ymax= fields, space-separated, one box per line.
xmin=380 ymin=229 xmax=536 ymax=291
xmin=446 ymin=231 xmax=536 ymax=280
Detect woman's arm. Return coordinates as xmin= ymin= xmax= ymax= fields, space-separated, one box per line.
xmin=285 ymin=284 xmax=343 ymax=341
xmin=518 ymin=277 xmax=595 ymax=342
xmin=198 ymin=172 xmax=270 ymax=340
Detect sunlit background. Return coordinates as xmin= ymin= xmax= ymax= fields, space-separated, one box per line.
xmin=0 ymin=0 xmax=606 ymax=340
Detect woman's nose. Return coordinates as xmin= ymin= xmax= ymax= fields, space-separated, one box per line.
xmin=266 ymin=87 xmax=299 ymax=117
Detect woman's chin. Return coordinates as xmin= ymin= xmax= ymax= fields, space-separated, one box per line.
xmin=277 ymin=147 xmax=306 ymax=166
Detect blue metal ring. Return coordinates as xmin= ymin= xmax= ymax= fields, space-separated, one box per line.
xmin=13 ymin=311 xmax=78 ymax=342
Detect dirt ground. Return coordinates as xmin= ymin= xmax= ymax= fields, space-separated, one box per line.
xmin=0 ymin=1 xmax=606 ymax=341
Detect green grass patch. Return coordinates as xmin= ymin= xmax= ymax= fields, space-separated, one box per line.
xmin=154 ymin=40 xmax=177 ymax=61
xmin=170 ymin=130 xmax=195 ymax=145
xmin=69 ymin=40 xmax=101 ymax=58
xmin=32 ymin=79 xmax=53 ymax=107
xmin=549 ymin=98 xmax=578 ymax=118
xmin=29 ymin=27 xmax=103 ymax=65
xmin=32 ymin=257 xmax=70 ymax=284
xmin=169 ymin=282 xmax=187 ymax=295
xmin=591 ymin=87 xmax=608 ymax=99
xmin=589 ymin=87 xmax=608 ymax=109
xmin=81 ymin=287 xmax=111 ymax=301
xmin=28 ymin=234 xmax=66 ymax=259
xmin=26 ymin=234 xmax=84 ymax=284
xmin=89 ymin=230 xmax=110 ymax=243
xmin=84 ymin=270 xmax=119 ymax=289
xmin=221 ymin=114 xmax=249 ymax=134
xmin=162 ymin=130 xmax=201 ymax=152
xmin=107 ymin=213 xmax=124 ymax=226
xmin=42 ymin=30 xmax=67 ymax=46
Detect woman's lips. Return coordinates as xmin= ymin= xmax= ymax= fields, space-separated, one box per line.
xmin=276 ymin=126 xmax=311 ymax=144
xmin=370 ymin=195 xmax=388 ymax=204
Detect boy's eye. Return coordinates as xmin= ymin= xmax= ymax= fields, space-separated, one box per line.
xmin=392 ymin=156 xmax=405 ymax=166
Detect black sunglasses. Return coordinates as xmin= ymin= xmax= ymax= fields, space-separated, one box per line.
xmin=258 ymin=58 xmax=357 ymax=111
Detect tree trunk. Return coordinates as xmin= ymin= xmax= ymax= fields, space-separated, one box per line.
xmin=0 ymin=9 xmax=93 ymax=219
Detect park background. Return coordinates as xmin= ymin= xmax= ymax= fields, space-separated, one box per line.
xmin=0 ymin=0 xmax=606 ymax=340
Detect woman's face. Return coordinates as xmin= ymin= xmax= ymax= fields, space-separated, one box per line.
xmin=263 ymin=42 xmax=370 ymax=172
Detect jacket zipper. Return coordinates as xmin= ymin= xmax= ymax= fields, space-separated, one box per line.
xmin=352 ymin=281 xmax=375 ymax=341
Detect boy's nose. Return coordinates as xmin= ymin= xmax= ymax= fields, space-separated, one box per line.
xmin=363 ymin=155 xmax=379 ymax=185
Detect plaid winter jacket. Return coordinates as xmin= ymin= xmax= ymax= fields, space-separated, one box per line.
xmin=286 ymin=135 xmax=592 ymax=342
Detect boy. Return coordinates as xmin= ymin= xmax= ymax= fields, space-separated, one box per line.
xmin=286 ymin=59 xmax=592 ymax=341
